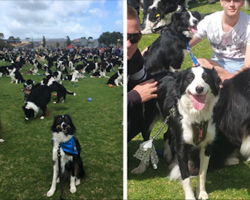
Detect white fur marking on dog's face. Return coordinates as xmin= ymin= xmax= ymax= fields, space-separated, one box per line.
xmin=187 ymin=67 xmax=209 ymax=96
xmin=188 ymin=11 xmax=198 ymax=27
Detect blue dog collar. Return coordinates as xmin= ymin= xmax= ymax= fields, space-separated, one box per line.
xmin=60 ymin=137 xmax=78 ymax=155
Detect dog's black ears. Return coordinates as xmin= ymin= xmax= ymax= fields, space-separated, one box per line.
xmin=171 ymin=12 xmax=182 ymax=23
xmin=191 ymin=11 xmax=201 ymax=21
xmin=51 ymin=115 xmax=60 ymax=132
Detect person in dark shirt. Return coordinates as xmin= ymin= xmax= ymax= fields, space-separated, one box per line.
xmin=127 ymin=5 xmax=157 ymax=142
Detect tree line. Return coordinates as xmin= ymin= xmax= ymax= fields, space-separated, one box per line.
xmin=0 ymin=31 xmax=123 ymax=50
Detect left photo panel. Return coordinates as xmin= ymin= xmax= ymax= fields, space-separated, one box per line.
xmin=0 ymin=0 xmax=124 ymax=199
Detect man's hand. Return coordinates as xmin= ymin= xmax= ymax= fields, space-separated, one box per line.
xmin=133 ymin=79 xmax=158 ymax=103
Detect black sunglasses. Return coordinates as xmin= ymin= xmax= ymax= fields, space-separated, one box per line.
xmin=127 ymin=32 xmax=142 ymax=44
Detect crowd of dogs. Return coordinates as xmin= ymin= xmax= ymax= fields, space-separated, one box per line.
xmin=129 ymin=0 xmax=250 ymax=199
xmin=0 ymin=48 xmax=123 ymax=197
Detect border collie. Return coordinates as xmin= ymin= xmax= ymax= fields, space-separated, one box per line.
xmin=143 ymin=10 xmax=201 ymax=74
xmin=52 ymin=71 xmax=63 ymax=84
xmin=90 ymin=69 xmax=109 ymax=78
xmin=22 ymin=84 xmax=51 ymax=120
xmin=107 ymin=68 xmax=123 ymax=86
xmin=45 ymin=76 xmax=76 ymax=103
xmin=131 ymin=67 xmax=221 ymax=199
xmin=7 ymin=66 xmax=25 ymax=84
xmin=178 ymin=68 xmax=250 ymax=177
xmin=64 ymin=70 xmax=80 ymax=82
xmin=141 ymin=0 xmax=189 ymax=34
xmin=47 ymin=114 xmax=85 ymax=197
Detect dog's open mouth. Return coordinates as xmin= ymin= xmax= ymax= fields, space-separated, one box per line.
xmin=56 ymin=125 xmax=69 ymax=133
xmin=188 ymin=92 xmax=206 ymax=111
xmin=189 ymin=26 xmax=198 ymax=34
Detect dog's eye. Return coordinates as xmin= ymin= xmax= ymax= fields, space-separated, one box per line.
xmin=187 ymin=73 xmax=195 ymax=82
xmin=202 ymin=73 xmax=208 ymax=82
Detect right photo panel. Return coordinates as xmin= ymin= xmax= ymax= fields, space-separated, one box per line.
xmin=127 ymin=0 xmax=250 ymax=199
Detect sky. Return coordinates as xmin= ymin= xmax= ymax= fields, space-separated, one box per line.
xmin=0 ymin=0 xmax=124 ymax=41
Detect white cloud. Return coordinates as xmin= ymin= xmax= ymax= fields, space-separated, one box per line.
xmin=0 ymin=0 xmax=123 ymax=40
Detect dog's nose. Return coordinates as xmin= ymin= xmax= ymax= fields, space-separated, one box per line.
xmin=193 ymin=19 xmax=198 ymax=25
xmin=196 ymin=86 xmax=204 ymax=94
xmin=62 ymin=123 xmax=67 ymax=128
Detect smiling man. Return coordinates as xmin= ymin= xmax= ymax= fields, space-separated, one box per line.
xmin=189 ymin=0 xmax=250 ymax=82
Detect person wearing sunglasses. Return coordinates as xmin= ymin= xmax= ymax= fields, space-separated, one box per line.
xmin=189 ymin=0 xmax=250 ymax=83
xmin=127 ymin=5 xmax=158 ymax=142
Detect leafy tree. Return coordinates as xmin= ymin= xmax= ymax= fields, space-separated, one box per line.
xmin=56 ymin=42 xmax=60 ymax=48
xmin=66 ymin=36 xmax=71 ymax=46
xmin=26 ymin=37 xmax=30 ymax=41
xmin=0 ymin=39 xmax=12 ymax=50
xmin=98 ymin=32 xmax=111 ymax=46
xmin=98 ymin=31 xmax=123 ymax=46
xmin=0 ymin=33 xmax=4 ymax=39
xmin=42 ymin=36 xmax=46 ymax=48
xmin=8 ymin=36 xmax=15 ymax=40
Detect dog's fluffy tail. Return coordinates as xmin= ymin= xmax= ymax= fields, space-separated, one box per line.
xmin=66 ymin=90 xmax=76 ymax=96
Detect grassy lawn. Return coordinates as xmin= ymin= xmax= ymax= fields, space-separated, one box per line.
xmin=0 ymin=58 xmax=123 ymax=199
xmin=128 ymin=1 xmax=250 ymax=199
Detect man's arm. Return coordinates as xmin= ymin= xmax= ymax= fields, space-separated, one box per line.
xmin=233 ymin=45 xmax=250 ymax=76
xmin=189 ymin=35 xmax=202 ymax=48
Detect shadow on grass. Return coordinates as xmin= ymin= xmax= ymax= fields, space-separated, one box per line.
xmin=206 ymin=161 xmax=250 ymax=197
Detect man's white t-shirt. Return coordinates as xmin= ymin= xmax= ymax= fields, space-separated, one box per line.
xmin=195 ymin=11 xmax=250 ymax=60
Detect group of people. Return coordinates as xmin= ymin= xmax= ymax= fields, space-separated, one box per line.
xmin=127 ymin=0 xmax=250 ymax=138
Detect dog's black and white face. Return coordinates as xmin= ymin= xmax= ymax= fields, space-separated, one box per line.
xmin=177 ymin=67 xmax=220 ymax=116
xmin=171 ymin=11 xmax=201 ymax=38
xmin=51 ymin=114 xmax=76 ymax=136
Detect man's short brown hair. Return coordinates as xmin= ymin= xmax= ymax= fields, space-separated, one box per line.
xmin=127 ymin=5 xmax=139 ymax=20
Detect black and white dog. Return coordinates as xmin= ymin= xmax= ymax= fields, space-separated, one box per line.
xmin=22 ymin=84 xmax=51 ymax=120
xmin=178 ymin=68 xmax=250 ymax=176
xmin=52 ymin=71 xmax=63 ymax=84
xmin=64 ymin=70 xmax=80 ymax=82
xmin=43 ymin=75 xmax=76 ymax=104
xmin=47 ymin=114 xmax=85 ymax=197
xmin=7 ymin=66 xmax=25 ymax=84
xmin=143 ymin=10 xmax=201 ymax=74
xmin=107 ymin=68 xmax=123 ymax=86
xmin=141 ymin=0 xmax=189 ymax=34
xmin=131 ymin=67 xmax=221 ymax=199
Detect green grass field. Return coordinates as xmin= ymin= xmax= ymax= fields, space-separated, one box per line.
xmin=0 ymin=58 xmax=123 ymax=199
xmin=128 ymin=1 xmax=250 ymax=199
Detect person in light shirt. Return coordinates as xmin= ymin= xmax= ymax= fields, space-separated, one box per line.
xmin=189 ymin=0 xmax=250 ymax=82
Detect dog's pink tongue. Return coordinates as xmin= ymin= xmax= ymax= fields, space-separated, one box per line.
xmin=191 ymin=28 xmax=198 ymax=34
xmin=190 ymin=94 xmax=206 ymax=111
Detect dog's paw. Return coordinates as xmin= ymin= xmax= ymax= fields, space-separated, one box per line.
xmin=47 ymin=189 xmax=55 ymax=197
xmin=76 ymin=179 xmax=81 ymax=186
xmin=196 ymin=189 xmax=208 ymax=200
xmin=70 ymin=186 xmax=77 ymax=193
xmin=131 ymin=162 xmax=147 ymax=174
xmin=40 ymin=116 xmax=44 ymax=119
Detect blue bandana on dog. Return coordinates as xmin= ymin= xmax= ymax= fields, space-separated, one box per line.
xmin=60 ymin=137 xmax=78 ymax=155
